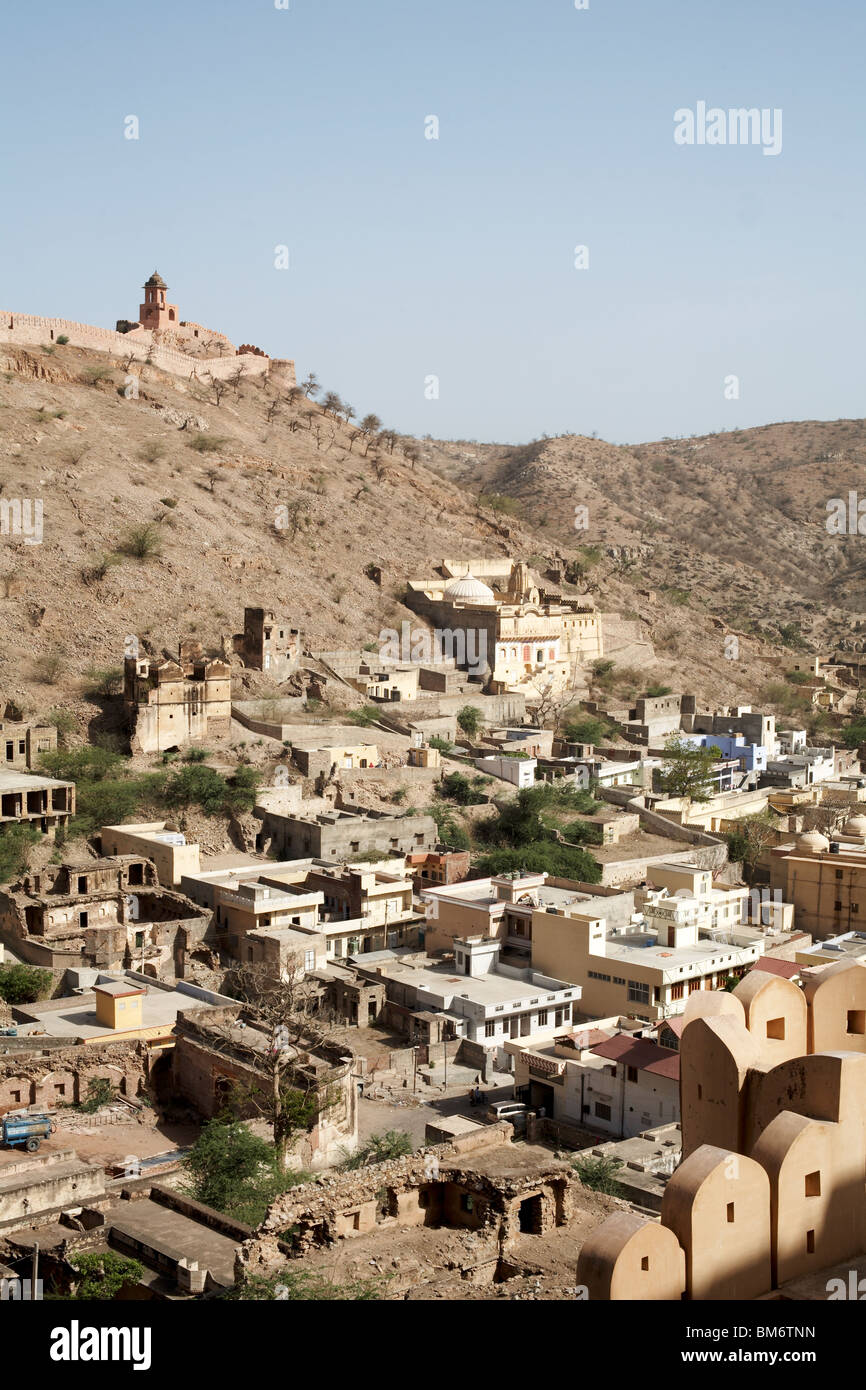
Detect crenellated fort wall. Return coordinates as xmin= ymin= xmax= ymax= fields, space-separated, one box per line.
xmin=0 ymin=311 xmax=295 ymax=386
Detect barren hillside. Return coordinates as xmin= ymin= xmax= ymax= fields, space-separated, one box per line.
xmin=0 ymin=340 xmax=852 ymax=742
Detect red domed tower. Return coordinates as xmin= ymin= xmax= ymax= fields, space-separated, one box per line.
xmin=139 ymin=271 xmax=179 ymax=332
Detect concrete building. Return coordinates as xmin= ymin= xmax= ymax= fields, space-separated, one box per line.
xmin=769 ymin=817 xmax=866 ymax=939
xmin=794 ymin=931 xmax=866 ymax=969
xmin=762 ymin=746 xmax=838 ymax=788
xmin=0 ymin=717 xmax=57 ymax=771
xmin=486 ymin=727 xmax=555 ymax=758
xmin=688 ymin=706 xmax=777 ymax=756
xmin=531 ymin=864 xmax=770 ymax=1023
xmin=256 ymin=805 xmax=437 ymax=861
xmin=677 ymin=730 xmax=767 ymax=775
xmin=289 ymin=741 xmax=379 ymax=778
xmin=511 ymin=1027 xmax=680 ymax=1138
xmin=585 ymin=693 xmax=695 ymax=746
xmin=422 ymin=871 xmax=634 ymax=958
xmin=472 ymin=754 xmax=537 ymax=788
xmin=99 ymin=822 xmax=200 ymax=886
xmin=407 ymin=849 xmax=471 ymax=891
xmin=12 ymin=971 xmax=235 ymax=1047
xmin=181 ymin=860 xmax=423 ymax=963
xmin=0 ymin=768 xmax=74 ymax=839
xmin=578 ymin=959 xmax=866 ymax=1300
xmin=360 ymin=935 xmax=579 ymax=1054
xmin=124 ymin=640 xmax=231 ymax=755
xmin=651 ymin=785 xmax=772 ymax=834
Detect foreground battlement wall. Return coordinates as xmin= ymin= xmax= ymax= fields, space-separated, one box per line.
xmin=578 ymin=958 xmax=866 ymax=1300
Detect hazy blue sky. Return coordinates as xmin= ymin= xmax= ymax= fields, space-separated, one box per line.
xmin=4 ymin=0 xmax=863 ymax=443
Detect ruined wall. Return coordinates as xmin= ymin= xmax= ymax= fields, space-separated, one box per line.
xmin=0 ymin=1040 xmax=148 ymax=1113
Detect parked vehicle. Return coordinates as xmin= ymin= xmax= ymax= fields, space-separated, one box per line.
xmin=485 ymin=1099 xmax=528 ymax=1132
xmin=1 ymin=1112 xmax=57 ymax=1152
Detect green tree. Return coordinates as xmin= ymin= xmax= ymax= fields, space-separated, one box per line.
xmin=843 ymin=717 xmax=866 ymax=749
xmin=40 ymin=745 xmax=125 ymax=783
xmin=456 ymin=705 xmax=483 ymax=739
xmin=224 ymin=1269 xmax=381 ymax=1300
xmin=474 ymin=842 xmax=601 ymax=883
xmin=561 ymin=715 xmax=614 ymax=745
xmin=184 ymin=1118 xmax=279 ymax=1215
xmin=573 ymin=1155 xmax=625 ymax=1196
xmin=0 ymin=963 xmax=53 ymax=1004
xmin=724 ymin=810 xmax=780 ymax=885
xmin=656 ymin=736 xmax=720 ymax=802
xmin=437 ymin=771 xmax=488 ymax=806
xmin=71 ymin=1251 xmax=143 ymax=1300
xmin=339 ymin=1129 xmax=413 ymax=1170
xmin=0 ymin=825 xmax=41 ymax=884
xmin=346 ymin=705 xmax=380 ymax=728
xmin=428 ymin=803 xmax=471 ymax=850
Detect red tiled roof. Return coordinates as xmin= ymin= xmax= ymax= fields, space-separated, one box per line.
xmin=590 ymin=1032 xmax=681 ymax=1081
xmin=751 ymin=957 xmax=801 ymax=980
xmin=654 ymin=1016 xmax=684 ymax=1038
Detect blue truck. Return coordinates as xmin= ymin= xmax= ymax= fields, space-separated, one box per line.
xmin=1 ymin=1113 xmax=57 ymax=1152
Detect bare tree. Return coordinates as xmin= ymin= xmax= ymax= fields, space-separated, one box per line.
xmin=203 ymin=960 xmax=343 ymax=1168
xmin=301 ymin=372 xmax=320 ymax=398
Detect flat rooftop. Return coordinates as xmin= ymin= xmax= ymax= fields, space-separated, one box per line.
xmin=604 ymin=929 xmax=761 ymax=971
xmin=0 ymin=769 xmax=71 ymax=790
xmin=379 ymin=960 xmax=574 ymax=1007
xmin=16 ymin=978 xmax=229 ymax=1040
xmin=109 ymin=1198 xmax=240 ymax=1285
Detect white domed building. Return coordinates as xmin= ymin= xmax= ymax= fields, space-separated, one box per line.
xmin=405 ymin=557 xmax=603 ymax=694
xmin=442 ymin=571 xmax=496 ymax=606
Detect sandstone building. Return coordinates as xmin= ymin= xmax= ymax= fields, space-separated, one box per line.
xmin=0 ymin=715 xmax=57 ymax=771
xmin=0 ymin=768 xmax=74 ymax=838
xmin=0 ymin=858 xmax=211 ymax=975
xmin=124 ymin=640 xmax=231 ymax=754
xmin=233 ymin=607 xmax=300 ymax=679
xmin=769 ymin=816 xmax=866 ymax=940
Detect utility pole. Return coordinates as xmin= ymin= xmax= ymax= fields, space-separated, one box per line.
xmin=443 ymin=1033 xmax=447 ymax=1091
xmin=32 ymin=1242 xmax=38 ymax=1301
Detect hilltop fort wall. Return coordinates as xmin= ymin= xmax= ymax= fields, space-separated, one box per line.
xmin=0 ymin=312 xmax=295 ymax=387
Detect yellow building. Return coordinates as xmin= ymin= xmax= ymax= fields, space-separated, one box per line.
xmin=94 ymin=980 xmax=145 ymax=1031
xmin=769 ymin=816 xmax=866 ymax=940
xmin=531 ymin=864 xmax=766 ymax=1023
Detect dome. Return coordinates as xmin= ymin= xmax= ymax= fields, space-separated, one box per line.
xmin=144 ymin=271 xmax=167 ymax=289
xmin=797 ymin=830 xmax=830 ymax=852
xmin=843 ymin=814 xmax=866 ymax=838
xmin=443 ymin=570 xmax=495 ymax=605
